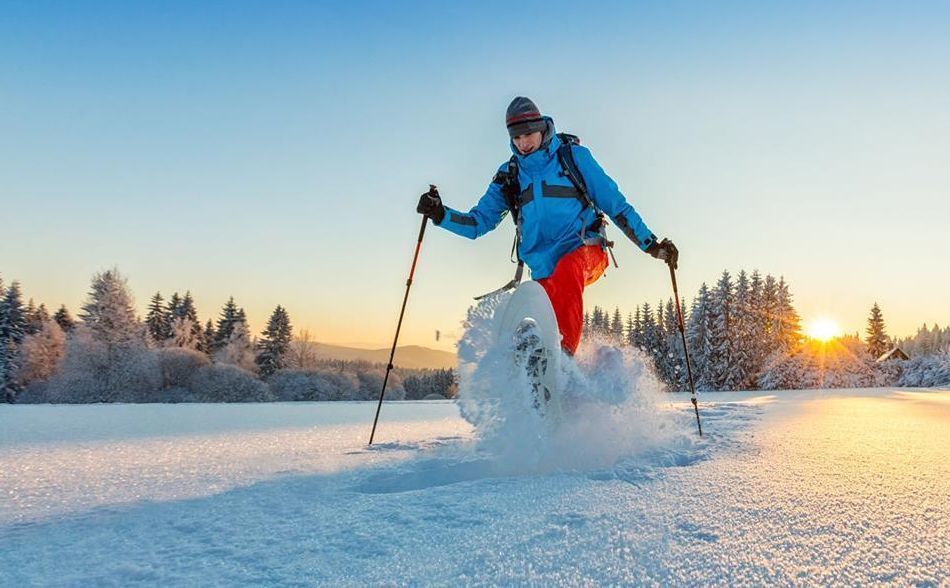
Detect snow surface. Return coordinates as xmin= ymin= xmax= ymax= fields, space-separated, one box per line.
xmin=1 ymin=300 xmax=948 ymax=585
xmin=1 ymin=387 xmax=948 ymax=586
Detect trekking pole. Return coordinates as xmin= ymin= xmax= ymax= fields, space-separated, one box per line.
xmin=368 ymin=190 xmax=432 ymax=445
xmin=668 ymin=263 xmax=703 ymax=437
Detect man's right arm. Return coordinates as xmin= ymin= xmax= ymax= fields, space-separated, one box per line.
xmin=425 ymin=173 xmax=510 ymax=240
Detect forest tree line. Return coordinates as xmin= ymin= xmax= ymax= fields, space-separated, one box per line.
xmin=0 ymin=270 xmax=455 ymax=403
xmin=583 ymin=269 xmax=950 ymax=391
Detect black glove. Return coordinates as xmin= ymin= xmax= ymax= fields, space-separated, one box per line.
xmin=416 ymin=184 xmax=445 ymax=224
xmin=647 ymin=238 xmax=679 ymax=269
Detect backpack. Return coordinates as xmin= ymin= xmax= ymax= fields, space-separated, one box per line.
xmin=492 ymin=133 xmax=597 ymax=225
xmin=476 ymin=133 xmax=616 ymax=300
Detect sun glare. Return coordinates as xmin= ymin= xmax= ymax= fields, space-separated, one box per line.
xmin=806 ymin=317 xmax=843 ymax=342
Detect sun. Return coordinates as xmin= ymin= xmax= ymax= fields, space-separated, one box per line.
xmin=806 ymin=317 xmax=843 ymax=342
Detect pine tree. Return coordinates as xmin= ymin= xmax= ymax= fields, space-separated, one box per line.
xmin=638 ymin=302 xmax=654 ymax=351
xmin=624 ymin=313 xmax=635 ymax=348
xmin=217 ymin=317 xmax=256 ymax=372
xmin=0 ymin=281 xmax=27 ymax=402
xmin=53 ymin=305 xmax=76 ymax=332
xmin=610 ymin=307 xmax=624 ymax=343
xmin=145 ymin=292 xmax=169 ymax=345
xmin=79 ymin=269 xmax=141 ymax=346
xmin=629 ymin=306 xmax=643 ymax=348
xmin=35 ymin=303 xmax=50 ymax=326
xmin=180 ymin=292 xmax=203 ymax=343
xmin=167 ymin=292 xmax=183 ymax=320
xmin=707 ymin=271 xmax=734 ymax=390
xmin=213 ymin=297 xmax=240 ymax=351
xmin=0 ymin=282 xmax=27 ymax=346
xmin=23 ymin=299 xmax=40 ymax=335
xmin=730 ymin=270 xmax=753 ymax=389
xmin=256 ymin=305 xmax=293 ymax=378
xmin=687 ymin=283 xmax=713 ymax=390
xmin=775 ymin=278 xmax=803 ymax=351
xmin=865 ymin=303 xmax=888 ymax=359
xmin=201 ymin=319 xmax=215 ymax=356
xmin=747 ymin=270 xmax=765 ymax=380
xmin=761 ymin=274 xmax=779 ymax=354
xmin=663 ymin=298 xmax=684 ymax=390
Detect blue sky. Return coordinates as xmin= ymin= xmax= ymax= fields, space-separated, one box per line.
xmin=2 ymin=0 xmax=948 ymax=350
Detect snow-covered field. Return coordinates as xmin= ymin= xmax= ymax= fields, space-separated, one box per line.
xmin=1 ymin=387 xmax=947 ymax=586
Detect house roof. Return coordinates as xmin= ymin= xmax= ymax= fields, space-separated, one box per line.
xmin=877 ymin=347 xmax=910 ymax=362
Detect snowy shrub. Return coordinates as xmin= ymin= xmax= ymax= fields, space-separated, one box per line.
xmin=356 ymin=368 xmax=405 ymax=401
xmin=160 ymin=386 xmax=195 ymax=403
xmin=13 ymin=381 xmax=52 ymax=404
xmin=156 ymin=347 xmax=210 ymax=389
xmin=15 ymin=319 xmax=66 ymax=386
xmin=187 ymin=364 xmax=272 ymax=402
xmin=758 ymin=338 xmax=887 ymax=391
xmin=877 ymin=359 xmax=903 ymax=386
xmin=403 ymin=369 xmax=457 ymax=400
xmin=268 ymin=368 xmax=360 ymax=401
xmin=758 ymin=351 xmax=810 ymax=390
xmin=44 ymin=327 xmax=161 ymax=403
xmin=214 ymin=321 xmax=257 ymax=373
xmin=168 ymin=317 xmax=201 ymax=350
xmin=898 ymin=350 xmax=950 ymax=387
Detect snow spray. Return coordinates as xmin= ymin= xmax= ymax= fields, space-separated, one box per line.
xmin=455 ymin=293 xmax=690 ymax=474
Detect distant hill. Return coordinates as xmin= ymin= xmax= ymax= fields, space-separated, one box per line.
xmin=311 ymin=343 xmax=456 ymax=370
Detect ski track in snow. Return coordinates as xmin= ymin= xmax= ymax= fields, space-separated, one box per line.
xmin=1 ymin=388 xmax=947 ymax=586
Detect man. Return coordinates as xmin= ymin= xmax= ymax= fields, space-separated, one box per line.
xmin=417 ymin=97 xmax=678 ymax=356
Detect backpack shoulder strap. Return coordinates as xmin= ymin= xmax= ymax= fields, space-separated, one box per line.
xmin=555 ymin=134 xmax=596 ymax=211
xmin=491 ymin=155 xmax=521 ymax=224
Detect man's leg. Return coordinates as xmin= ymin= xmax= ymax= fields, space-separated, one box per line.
xmin=537 ymin=245 xmax=609 ymax=355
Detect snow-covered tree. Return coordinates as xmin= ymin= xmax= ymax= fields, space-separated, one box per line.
xmin=706 ymin=271 xmax=734 ymax=390
xmin=638 ymin=302 xmax=656 ymax=352
xmin=730 ymin=270 xmax=753 ymax=390
xmin=760 ymin=274 xmax=779 ymax=354
xmin=609 ymin=307 xmax=624 ymax=343
xmin=662 ymin=298 xmax=685 ymax=390
xmin=15 ymin=319 xmax=66 ymax=386
xmin=589 ymin=306 xmax=607 ymax=338
xmin=256 ymin=305 xmax=293 ymax=378
xmin=624 ymin=313 xmax=635 ymax=348
xmin=40 ymin=269 xmax=159 ymax=403
xmin=168 ymin=317 xmax=201 ymax=350
xmin=865 ymin=303 xmax=888 ymax=359
xmin=687 ymin=283 xmax=712 ymax=390
xmin=0 ymin=281 xmax=27 ymax=401
xmin=53 ymin=305 xmax=76 ymax=333
xmin=627 ymin=306 xmax=644 ymax=348
xmin=79 ymin=269 xmax=141 ymax=347
xmin=23 ymin=300 xmax=50 ymax=336
xmin=177 ymin=292 xmax=203 ymax=345
xmin=775 ymin=277 xmax=803 ymax=351
xmin=215 ymin=317 xmax=256 ymax=372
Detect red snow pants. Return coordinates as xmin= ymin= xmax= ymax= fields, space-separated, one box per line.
xmin=536 ymin=244 xmax=609 ymax=355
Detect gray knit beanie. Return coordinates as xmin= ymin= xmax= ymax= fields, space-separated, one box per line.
xmin=505 ymin=96 xmax=547 ymax=138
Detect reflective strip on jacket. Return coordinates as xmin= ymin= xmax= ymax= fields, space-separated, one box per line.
xmin=435 ymin=117 xmax=656 ymax=280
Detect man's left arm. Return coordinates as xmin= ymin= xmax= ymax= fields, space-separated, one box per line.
xmin=574 ymin=145 xmax=679 ymax=268
xmin=572 ymin=145 xmax=657 ymax=251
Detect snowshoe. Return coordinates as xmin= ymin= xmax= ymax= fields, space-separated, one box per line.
xmin=512 ymin=318 xmax=553 ymax=411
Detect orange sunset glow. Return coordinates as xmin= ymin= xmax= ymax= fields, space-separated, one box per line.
xmin=805 ymin=317 xmax=843 ymax=342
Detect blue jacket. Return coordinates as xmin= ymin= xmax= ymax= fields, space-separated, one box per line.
xmin=437 ymin=117 xmax=657 ymax=280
